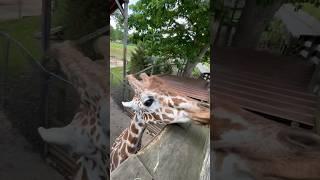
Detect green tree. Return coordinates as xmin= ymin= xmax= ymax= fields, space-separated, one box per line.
xmin=130 ymin=43 xmax=149 ymax=74
xmin=62 ymin=0 xmax=107 ymax=40
xmin=111 ymin=26 xmax=124 ymax=41
xmin=129 ymin=0 xmax=210 ymax=77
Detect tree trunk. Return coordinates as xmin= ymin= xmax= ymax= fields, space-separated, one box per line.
xmin=231 ymin=0 xmax=284 ymax=48
xmin=182 ymin=45 xmax=210 ymax=77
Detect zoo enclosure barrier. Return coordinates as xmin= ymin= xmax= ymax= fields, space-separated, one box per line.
xmin=0 ymin=26 xmax=108 ymax=178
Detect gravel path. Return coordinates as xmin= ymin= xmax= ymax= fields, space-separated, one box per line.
xmin=0 ymin=110 xmax=64 ymax=180
xmin=110 ymin=56 xmax=123 ymax=68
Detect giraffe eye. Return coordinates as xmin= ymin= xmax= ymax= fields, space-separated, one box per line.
xmin=143 ymin=98 xmax=154 ymax=107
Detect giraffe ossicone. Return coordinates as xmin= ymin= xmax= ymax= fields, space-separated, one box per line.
xmin=110 ymin=73 xmax=210 ymax=172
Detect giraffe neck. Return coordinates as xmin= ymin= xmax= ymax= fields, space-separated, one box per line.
xmin=111 ymin=113 xmax=146 ymax=171
xmin=127 ymin=114 xmax=146 ymax=153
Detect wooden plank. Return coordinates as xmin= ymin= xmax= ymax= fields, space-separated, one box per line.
xmin=213 ymin=48 xmax=314 ymax=87
xmin=214 ymin=79 xmax=317 ymax=106
xmin=215 ymin=67 xmax=309 ymax=90
xmin=214 ymin=85 xmax=315 ymax=114
xmin=158 ymin=75 xmax=209 ymax=102
xmin=214 ymin=92 xmax=315 ymax=126
xmin=215 ymin=75 xmax=316 ymax=101
xmin=214 ymin=82 xmax=316 ymax=111
xmin=111 ymin=124 xmax=210 ymax=179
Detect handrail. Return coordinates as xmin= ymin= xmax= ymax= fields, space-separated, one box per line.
xmin=75 ymin=25 xmax=108 ymax=45
xmin=0 ymin=31 xmax=73 ymax=85
xmin=133 ymin=62 xmax=186 ymax=76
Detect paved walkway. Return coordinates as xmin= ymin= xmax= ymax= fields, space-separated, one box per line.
xmin=110 ymin=56 xmax=123 ymax=68
xmin=0 ymin=110 xmax=63 ymax=180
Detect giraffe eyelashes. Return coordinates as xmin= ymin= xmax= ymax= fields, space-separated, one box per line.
xmin=143 ymin=98 xmax=154 ymax=107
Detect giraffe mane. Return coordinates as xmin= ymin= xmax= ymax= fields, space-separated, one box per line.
xmin=49 ymin=41 xmax=108 ymax=98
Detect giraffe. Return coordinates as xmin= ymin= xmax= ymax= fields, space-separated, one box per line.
xmin=110 ymin=73 xmax=210 ymax=172
xmin=37 ymin=41 xmax=108 ymax=180
xmin=213 ymin=100 xmax=320 ymax=180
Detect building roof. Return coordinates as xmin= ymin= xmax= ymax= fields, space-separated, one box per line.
xmin=110 ymin=0 xmax=124 ymax=14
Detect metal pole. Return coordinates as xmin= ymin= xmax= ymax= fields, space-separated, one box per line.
xmin=2 ymin=39 xmax=10 ymax=108
xmin=40 ymin=0 xmax=52 ymax=158
xmin=42 ymin=0 xmax=51 ymax=53
xmin=18 ymin=0 xmax=22 ymax=19
xmin=122 ymin=0 xmax=129 ymax=101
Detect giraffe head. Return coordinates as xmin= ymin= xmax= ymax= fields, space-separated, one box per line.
xmin=122 ymin=73 xmax=210 ymax=125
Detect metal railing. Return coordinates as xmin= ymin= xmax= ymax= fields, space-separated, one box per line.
xmin=0 ymin=32 xmax=77 ymax=151
xmin=0 ymin=30 xmax=106 ymax=178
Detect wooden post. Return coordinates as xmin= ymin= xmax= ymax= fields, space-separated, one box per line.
xmin=2 ymin=39 xmax=10 ymax=108
xmin=122 ymin=0 xmax=129 ymax=102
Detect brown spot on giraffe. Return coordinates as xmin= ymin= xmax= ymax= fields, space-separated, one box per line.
xmin=81 ymin=119 xmax=88 ymax=126
xmin=162 ymin=114 xmax=174 ymax=121
xmin=113 ymin=149 xmax=119 ymax=168
xmin=130 ymin=123 xmax=139 ymax=134
xmin=119 ymin=145 xmax=128 ymax=163
xmin=165 ymin=108 xmax=173 ymax=114
xmin=126 ymin=144 xmax=136 ymax=153
xmin=172 ymin=97 xmax=186 ymax=106
xmin=128 ymin=134 xmax=138 ymax=145
xmin=123 ymin=130 xmax=129 ymax=140
xmin=90 ymin=117 xmax=96 ymax=125
xmin=90 ymin=126 xmax=96 ymax=136
xmin=92 ymin=160 xmax=97 ymax=170
xmin=151 ymin=113 xmax=161 ymax=120
xmin=147 ymin=114 xmax=153 ymax=120
xmin=96 ymin=134 xmax=100 ymax=141
xmin=168 ymin=101 xmax=174 ymax=108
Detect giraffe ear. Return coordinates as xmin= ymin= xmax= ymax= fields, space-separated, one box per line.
xmin=38 ymin=126 xmax=72 ymax=146
xmin=122 ymin=101 xmax=134 ymax=108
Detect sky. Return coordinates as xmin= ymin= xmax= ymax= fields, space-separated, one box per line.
xmin=110 ymin=0 xmax=138 ymax=28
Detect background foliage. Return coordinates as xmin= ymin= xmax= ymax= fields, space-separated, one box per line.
xmin=129 ymin=0 xmax=210 ymax=76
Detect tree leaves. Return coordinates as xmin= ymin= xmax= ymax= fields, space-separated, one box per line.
xmin=129 ymin=0 xmax=209 ymax=65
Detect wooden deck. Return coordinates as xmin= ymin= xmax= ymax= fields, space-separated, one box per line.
xmin=157 ymin=75 xmax=209 ymax=102
xmin=213 ymin=48 xmax=318 ymax=128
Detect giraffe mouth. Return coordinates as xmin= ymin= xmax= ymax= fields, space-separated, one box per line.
xmin=187 ymin=108 xmax=210 ymax=124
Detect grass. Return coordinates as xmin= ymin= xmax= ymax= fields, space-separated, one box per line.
xmin=110 ymin=41 xmax=136 ymax=60
xmin=302 ymin=3 xmax=320 ymax=21
xmin=0 ymin=16 xmax=42 ymax=73
xmin=110 ymin=67 xmax=123 ymax=86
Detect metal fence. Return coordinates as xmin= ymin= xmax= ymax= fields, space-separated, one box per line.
xmin=0 ymin=32 xmax=79 ymax=178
